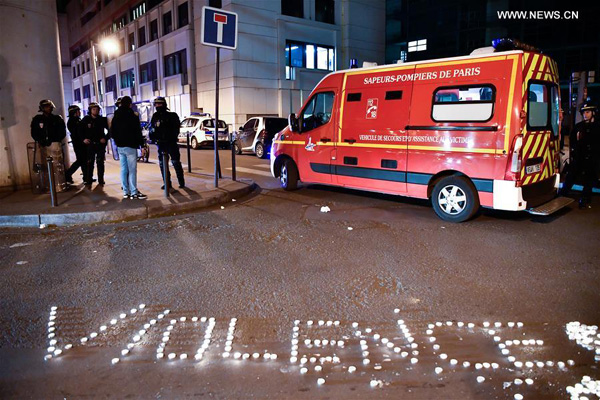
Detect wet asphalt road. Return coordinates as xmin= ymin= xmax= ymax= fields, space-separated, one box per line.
xmin=1 ymin=148 xmax=600 ymax=399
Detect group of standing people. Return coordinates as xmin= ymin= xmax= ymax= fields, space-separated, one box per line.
xmin=30 ymin=96 xmax=186 ymax=200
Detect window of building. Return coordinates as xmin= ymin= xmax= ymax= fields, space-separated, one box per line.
xmin=86 ymin=58 xmax=90 ymax=72
xmin=77 ymin=64 xmax=81 ymax=76
xmin=316 ymin=46 xmax=329 ymax=69
xmin=178 ymin=2 xmax=189 ymax=28
xmin=150 ymin=19 xmax=158 ymax=41
xmin=140 ymin=60 xmax=157 ymax=89
xmin=301 ymin=92 xmax=335 ymax=132
xmin=113 ymin=14 xmax=127 ymax=31
xmin=138 ymin=26 xmax=146 ymax=47
xmin=83 ymin=84 xmax=91 ymax=99
xmin=315 ymin=0 xmax=334 ymax=24
xmin=105 ymin=75 xmax=117 ymax=96
xmin=100 ymin=25 xmax=113 ymax=38
xmin=208 ymin=0 xmax=222 ymax=8
xmin=72 ymin=66 xmax=76 ymax=79
xmin=74 ymin=88 xmax=81 ymax=102
xmin=81 ymin=10 xmax=97 ymax=27
xmin=408 ymin=39 xmax=427 ymax=52
xmin=128 ymin=32 xmax=135 ymax=52
xmin=285 ymin=41 xmax=335 ymax=76
xmin=130 ymin=2 xmax=146 ymax=21
xmin=120 ymin=68 xmax=135 ymax=89
xmin=163 ymin=11 xmax=173 ymax=35
xmin=148 ymin=0 xmax=161 ymax=9
xmin=282 ymin=0 xmax=303 ymax=18
xmin=432 ymin=85 xmax=495 ymax=122
xmin=164 ymin=49 xmax=187 ymax=80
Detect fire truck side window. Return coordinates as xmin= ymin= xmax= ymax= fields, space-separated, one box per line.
xmin=432 ymin=85 xmax=495 ymax=122
xmin=528 ymin=83 xmax=549 ymax=128
xmin=301 ymin=92 xmax=334 ymax=132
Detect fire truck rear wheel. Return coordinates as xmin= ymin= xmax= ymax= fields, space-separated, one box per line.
xmin=280 ymin=159 xmax=299 ymax=191
xmin=431 ymin=176 xmax=479 ymax=223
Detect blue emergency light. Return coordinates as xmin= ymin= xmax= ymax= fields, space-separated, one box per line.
xmin=492 ymin=38 xmax=541 ymax=53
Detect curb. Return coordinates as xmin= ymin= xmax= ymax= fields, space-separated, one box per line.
xmin=0 ymin=181 xmax=256 ymax=228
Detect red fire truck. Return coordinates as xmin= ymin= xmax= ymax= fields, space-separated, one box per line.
xmin=270 ymin=41 xmax=573 ymax=222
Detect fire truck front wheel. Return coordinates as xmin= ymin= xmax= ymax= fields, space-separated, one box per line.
xmin=431 ymin=176 xmax=479 ymax=223
xmin=280 ymin=159 xmax=299 ymax=191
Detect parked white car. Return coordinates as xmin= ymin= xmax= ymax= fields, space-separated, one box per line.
xmin=233 ymin=116 xmax=288 ymax=158
xmin=178 ymin=114 xmax=229 ymax=149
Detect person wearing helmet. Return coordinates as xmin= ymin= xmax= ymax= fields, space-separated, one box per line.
xmin=79 ymin=102 xmax=109 ymax=186
xmin=560 ymin=101 xmax=600 ymax=208
xmin=30 ymin=99 xmax=66 ymax=147
xmin=149 ymin=97 xmax=185 ymax=189
xmin=110 ymin=96 xmax=147 ymax=199
xmin=65 ymin=105 xmax=87 ymax=184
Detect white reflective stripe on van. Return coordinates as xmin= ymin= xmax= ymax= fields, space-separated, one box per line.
xmin=493 ymin=180 xmax=526 ymax=211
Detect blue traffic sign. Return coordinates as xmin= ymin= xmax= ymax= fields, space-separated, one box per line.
xmin=201 ymin=6 xmax=238 ymax=50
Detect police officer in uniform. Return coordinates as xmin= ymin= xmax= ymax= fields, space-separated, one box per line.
xmin=30 ymin=99 xmax=67 ymax=187
xmin=65 ymin=105 xmax=87 ymax=184
xmin=560 ymin=102 xmax=600 ymax=208
xmin=149 ymin=97 xmax=185 ymax=189
xmin=30 ymin=99 xmax=66 ymax=148
xmin=79 ymin=102 xmax=109 ymax=186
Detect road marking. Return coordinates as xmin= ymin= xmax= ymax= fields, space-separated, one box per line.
xmin=252 ymin=164 xmax=271 ymax=169
xmin=227 ymin=167 xmax=272 ymax=177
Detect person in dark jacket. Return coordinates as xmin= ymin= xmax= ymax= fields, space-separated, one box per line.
xmin=65 ymin=105 xmax=87 ymax=184
xmin=30 ymin=99 xmax=66 ymax=147
xmin=79 ymin=102 xmax=109 ymax=185
xmin=149 ymin=97 xmax=185 ymax=189
xmin=110 ymin=96 xmax=147 ymax=199
xmin=560 ymin=102 xmax=600 ymax=208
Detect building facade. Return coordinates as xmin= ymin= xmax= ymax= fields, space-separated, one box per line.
xmin=65 ymin=0 xmax=196 ymax=119
xmin=62 ymin=0 xmax=385 ymax=128
xmin=385 ymin=0 xmax=600 ymax=108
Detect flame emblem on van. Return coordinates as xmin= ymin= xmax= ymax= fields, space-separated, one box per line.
xmin=305 ymin=137 xmax=316 ymax=152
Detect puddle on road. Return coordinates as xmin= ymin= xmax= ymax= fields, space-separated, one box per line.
xmin=36 ymin=304 xmax=600 ymax=399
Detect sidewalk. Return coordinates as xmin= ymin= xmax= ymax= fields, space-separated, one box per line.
xmin=0 ymin=157 xmax=256 ymax=228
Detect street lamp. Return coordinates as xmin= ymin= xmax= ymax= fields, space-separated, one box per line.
xmin=91 ymin=37 xmax=120 ymax=106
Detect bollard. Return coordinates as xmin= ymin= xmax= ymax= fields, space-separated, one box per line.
xmin=47 ymin=157 xmax=58 ymax=207
xmin=231 ymin=136 xmax=236 ymax=181
xmin=186 ymin=133 xmax=192 ymax=173
xmin=162 ymin=152 xmax=170 ymax=198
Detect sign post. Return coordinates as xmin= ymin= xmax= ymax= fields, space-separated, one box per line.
xmin=201 ymin=6 xmax=238 ymax=188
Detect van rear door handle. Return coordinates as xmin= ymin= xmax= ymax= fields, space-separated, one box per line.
xmin=344 ymin=139 xmax=356 ymax=144
xmin=320 ymin=138 xmax=331 ymax=143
